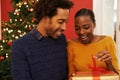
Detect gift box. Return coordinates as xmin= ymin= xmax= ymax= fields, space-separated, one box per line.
xmin=72 ymin=71 xmax=119 ymax=80
xmin=72 ymin=55 xmax=119 ymax=80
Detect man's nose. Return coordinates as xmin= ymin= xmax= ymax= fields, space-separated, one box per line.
xmin=61 ymin=23 xmax=66 ymax=31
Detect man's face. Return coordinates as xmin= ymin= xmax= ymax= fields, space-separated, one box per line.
xmin=75 ymin=15 xmax=95 ymax=44
xmin=46 ymin=8 xmax=69 ymax=39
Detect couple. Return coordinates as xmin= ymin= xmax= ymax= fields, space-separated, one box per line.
xmin=11 ymin=0 xmax=120 ymax=80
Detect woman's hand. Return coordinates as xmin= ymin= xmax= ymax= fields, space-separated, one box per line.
xmin=94 ymin=50 xmax=112 ymax=64
xmin=68 ymin=76 xmax=72 ymax=80
xmin=94 ymin=50 xmax=119 ymax=74
xmin=68 ymin=73 xmax=75 ymax=80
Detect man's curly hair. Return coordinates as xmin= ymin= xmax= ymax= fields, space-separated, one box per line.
xmin=34 ymin=0 xmax=73 ymax=23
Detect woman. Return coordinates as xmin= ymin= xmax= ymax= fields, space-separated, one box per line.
xmin=67 ymin=8 xmax=120 ymax=79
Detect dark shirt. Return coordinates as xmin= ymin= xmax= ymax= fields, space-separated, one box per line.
xmin=11 ymin=28 xmax=68 ymax=80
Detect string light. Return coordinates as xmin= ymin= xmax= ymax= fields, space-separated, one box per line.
xmin=5 ymin=23 xmax=8 ymax=25
xmin=12 ymin=35 xmax=15 ymax=37
xmin=24 ymin=2 xmax=27 ymax=5
xmin=15 ymin=19 xmax=18 ymax=22
xmin=26 ymin=5 xmax=29 ymax=7
xmin=3 ymin=28 xmax=6 ymax=31
xmin=25 ymin=25 xmax=28 ymax=28
xmin=20 ymin=34 xmax=23 ymax=37
xmin=18 ymin=30 xmax=21 ymax=33
xmin=14 ymin=12 xmax=16 ymax=15
xmin=0 ymin=45 xmax=3 ymax=48
xmin=23 ymin=32 xmax=26 ymax=35
xmin=10 ymin=19 xmax=12 ymax=23
xmin=6 ymin=28 xmax=8 ymax=30
xmin=15 ymin=36 xmax=19 ymax=39
xmin=30 ymin=8 xmax=34 ymax=12
xmin=0 ymin=48 xmax=3 ymax=50
xmin=6 ymin=54 xmax=8 ymax=59
xmin=16 ymin=2 xmax=22 ymax=7
xmin=0 ymin=45 xmax=3 ymax=51
xmin=5 ymin=40 xmax=8 ymax=42
xmin=32 ymin=0 xmax=35 ymax=3
xmin=20 ymin=19 xmax=22 ymax=22
xmin=2 ymin=40 xmax=5 ymax=43
xmin=17 ymin=13 xmax=19 ymax=15
xmin=8 ymin=30 xmax=13 ymax=33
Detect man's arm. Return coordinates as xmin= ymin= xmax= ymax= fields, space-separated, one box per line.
xmin=11 ymin=41 xmax=32 ymax=80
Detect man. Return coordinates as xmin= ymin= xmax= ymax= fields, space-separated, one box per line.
xmin=11 ymin=0 xmax=73 ymax=80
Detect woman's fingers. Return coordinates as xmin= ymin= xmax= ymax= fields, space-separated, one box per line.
xmin=94 ymin=50 xmax=112 ymax=63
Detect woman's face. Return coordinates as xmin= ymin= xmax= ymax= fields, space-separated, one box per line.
xmin=74 ymin=15 xmax=95 ymax=44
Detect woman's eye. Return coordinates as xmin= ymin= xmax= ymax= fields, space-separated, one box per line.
xmin=75 ymin=26 xmax=80 ymax=30
xmin=84 ymin=25 xmax=89 ymax=29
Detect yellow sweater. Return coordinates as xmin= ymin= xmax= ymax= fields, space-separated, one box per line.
xmin=67 ymin=36 xmax=120 ymax=76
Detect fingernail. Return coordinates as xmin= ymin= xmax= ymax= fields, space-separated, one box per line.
xmin=98 ymin=58 xmax=101 ymax=61
xmin=93 ymin=56 xmax=97 ymax=59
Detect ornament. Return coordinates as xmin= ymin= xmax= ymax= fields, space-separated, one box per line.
xmin=7 ymin=40 xmax=12 ymax=46
xmin=32 ymin=18 xmax=37 ymax=22
xmin=27 ymin=8 xmax=30 ymax=11
xmin=0 ymin=56 xmax=5 ymax=60
xmin=29 ymin=27 xmax=32 ymax=30
xmin=23 ymin=0 xmax=28 ymax=2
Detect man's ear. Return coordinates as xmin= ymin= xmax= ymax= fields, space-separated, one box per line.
xmin=42 ymin=16 xmax=50 ymax=23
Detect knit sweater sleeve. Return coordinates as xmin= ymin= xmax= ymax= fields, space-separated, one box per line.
xmin=11 ymin=39 xmax=32 ymax=80
xmin=67 ymin=40 xmax=75 ymax=77
xmin=106 ymin=36 xmax=120 ymax=76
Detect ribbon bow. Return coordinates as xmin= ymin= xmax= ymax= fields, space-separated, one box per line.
xmin=88 ymin=54 xmax=108 ymax=73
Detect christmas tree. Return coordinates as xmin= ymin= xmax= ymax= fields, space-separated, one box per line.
xmin=0 ymin=0 xmax=38 ymax=79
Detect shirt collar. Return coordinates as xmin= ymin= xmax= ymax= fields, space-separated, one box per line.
xmin=30 ymin=28 xmax=43 ymax=40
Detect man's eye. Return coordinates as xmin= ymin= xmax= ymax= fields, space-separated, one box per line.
xmin=59 ymin=21 xmax=63 ymax=24
xmin=75 ymin=26 xmax=80 ymax=30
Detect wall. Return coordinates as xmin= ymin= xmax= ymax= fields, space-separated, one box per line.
xmin=1 ymin=0 xmax=13 ymax=40
xmin=116 ymin=0 xmax=120 ymax=67
xmin=0 ymin=1 xmax=1 ymax=39
xmin=1 ymin=0 xmax=92 ymax=40
xmin=93 ymin=0 xmax=114 ymax=38
xmin=1 ymin=0 xmax=13 ymax=21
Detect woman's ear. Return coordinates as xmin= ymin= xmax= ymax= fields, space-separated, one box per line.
xmin=93 ymin=23 xmax=96 ymax=28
